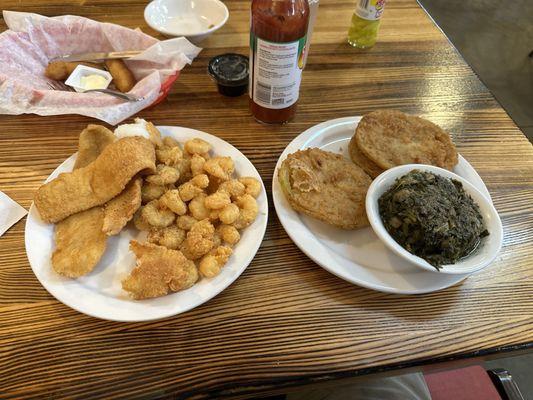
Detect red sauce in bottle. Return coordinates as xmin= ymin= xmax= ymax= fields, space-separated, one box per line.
xmin=250 ymin=0 xmax=309 ymax=124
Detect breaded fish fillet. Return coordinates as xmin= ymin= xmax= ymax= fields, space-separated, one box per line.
xmin=52 ymin=128 xmax=113 ymax=278
xmin=52 ymin=207 xmax=107 ymax=278
xmin=355 ymin=109 xmax=458 ymax=171
xmin=73 ymin=125 xmax=115 ymax=170
xmin=35 ymin=136 xmax=155 ymax=223
xmin=278 ymin=148 xmax=372 ymax=230
xmin=122 ymin=241 xmax=199 ymax=300
xmin=102 ymin=178 xmax=142 ymax=236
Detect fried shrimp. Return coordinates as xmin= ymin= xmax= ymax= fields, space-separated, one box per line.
xmin=204 ymin=190 xmax=231 ymax=210
xmin=141 ymin=182 xmax=166 ymax=203
xmin=233 ymin=194 xmax=259 ymax=229
xmin=176 ymin=215 xmax=198 ymax=231
xmin=156 ymin=145 xmax=183 ymax=167
xmin=146 ymin=164 xmax=180 ymax=186
xmin=217 ymin=224 xmax=240 ymax=246
xmin=147 ymin=225 xmax=186 ymax=249
xmin=190 ymin=154 xmax=206 ymax=176
xmin=141 ymin=200 xmax=175 ymax=228
xmin=189 ymin=193 xmax=210 ymax=220
xmin=199 ymin=246 xmax=233 ymax=278
xmin=218 ymin=203 xmax=239 ymax=225
xmin=184 ymin=138 xmax=211 ymax=155
xmin=133 ymin=210 xmax=152 ymax=231
xmin=204 ymin=157 xmax=234 ymax=180
xmin=159 ymin=189 xmax=187 ymax=215
xmin=178 ymin=174 xmax=210 ymax=201
xmin=238 ymin=177 xmax=262 ymax=198
xmin=180 ymin=219 xmax=215 ymax=260
xmin=218 ymin=179 xmax=246 ymax=198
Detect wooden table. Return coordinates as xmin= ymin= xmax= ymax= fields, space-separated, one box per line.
xmin=1 ymin=0 xmax=532 ymax=398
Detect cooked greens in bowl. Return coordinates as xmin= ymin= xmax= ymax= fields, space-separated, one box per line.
xmin=378 ymin=170 xmax=488 ymax=269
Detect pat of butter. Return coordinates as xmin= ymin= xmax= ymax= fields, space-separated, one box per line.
xmin=80 ymin=74 xmax=108 ymax=90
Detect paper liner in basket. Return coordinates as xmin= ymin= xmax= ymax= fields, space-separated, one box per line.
xmin=0 ymin=11 xmax=202 ymax=125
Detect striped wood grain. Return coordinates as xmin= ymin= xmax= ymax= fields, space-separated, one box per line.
xmin=0 ymin=0 xmax=532 ymax=398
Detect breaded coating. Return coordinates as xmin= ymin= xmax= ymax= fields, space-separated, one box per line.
xmin=199 ymin=246 xmax=233 ymax=278
xmin=102 ymin=178 xmax=142 ymax=235
xmin=355 ymin=109 xmax=458 ymax=171
xmin=141 ymin=182 xmax=166 ymax=203
xmin=133 ymin=209 xmax=152 ymax=231
xmin=184 ymin=138 xmax=211 ymax=155
xmin=51 ymin=125 xmax=114 ymax=277
xmin=45 ymin=61 xmax=105 ymax=81
xmin=204 ymin=157 xmax=234 ymax=180
xmin=278 ymin=148 xmax=371 ymax=230
xmin=141 ymin=199 xmax=175 ymax=228
xmin=146 ymin=164 xmax=180 ymax=186
xmin=348 ymin=132 xmax=384 ymax=179
xmin=219 ymin=203 xmax=239 ymax=225
xmin=238 ymin=177 xmax=262 ymax=198
xmin=156 ymin=145 xmax=183 ymax=167
xmin=159 ymin=189 xmax=187 ymax=215
xmin=73 ymin=125 xmax=116 ymax=170
xmin=176 ymin=215 xmax=198 ymax=231
xmin=218 ymin=179 xmax=245 ymax=198
xmin=233 ymin=194 xmax=259 ymax=229
xmin=147 ymin=225 xmax=186 ymax=249
xmin=180 ymin=219 xmax=215 ymax=260
xmin=217 ymin=224 xmax=240 ymax=246
xmin=122 ymin=241 xmax=198 ymax=300
xmin=145 ymin=122 xmax=164 ymax=148
xmin=105 ymin=59 xmax=136 ymax=93
xmin=34 ymin=137 xmax=155 ymax=223
xmin=51 ymin=207 xmax=107 ymax=278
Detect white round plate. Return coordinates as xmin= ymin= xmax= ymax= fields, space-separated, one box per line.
xmin=25 ymin=126 xmax=268 ymax=321
xmin=272 ymin=117 xmax=492 ymax=294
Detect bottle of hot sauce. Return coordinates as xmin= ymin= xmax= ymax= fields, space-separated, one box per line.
xmin=249 ymin=0 xmax=309 ymax=124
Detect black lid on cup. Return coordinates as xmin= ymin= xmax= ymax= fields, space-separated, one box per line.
xmin=208 ymin=53 xmax=249 ymax=87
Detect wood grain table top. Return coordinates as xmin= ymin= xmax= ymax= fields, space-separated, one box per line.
xmin=1 ymin=0 xmax=532 ymax=398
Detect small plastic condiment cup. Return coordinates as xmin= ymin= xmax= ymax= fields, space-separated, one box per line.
xmin=208 ymin=53 xmax=249 ymax=97
xmin=64 ymin=65 xmax=113 ymax=93
xmin=365 ymin=164 xmax=503 ymax=275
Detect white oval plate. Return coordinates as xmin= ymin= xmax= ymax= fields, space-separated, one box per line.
xmin=272 ymin=117 xmax=491 ymax=294
xmin=25 ymin=126 xmax=268 ymax=321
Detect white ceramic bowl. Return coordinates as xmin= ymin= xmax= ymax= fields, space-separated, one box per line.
xmin=144 ymin=0 xmax=229 ymax=44
xmin=366 ymin=164 xmax=503 ymax=275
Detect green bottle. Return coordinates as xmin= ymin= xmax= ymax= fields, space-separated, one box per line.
xmin=348 ymin=0 xmax=387 ymax=48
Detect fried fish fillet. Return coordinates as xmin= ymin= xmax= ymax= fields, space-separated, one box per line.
xmin=355 ymin=109 xmax=458 ymax=171
xmin=52 ymin=207 xmax=107 ymax=278
xmin=348 ymin=132 xmax=384 ymax=178
xmin=35 ymin=136 xmax=155 ymax=223
xmin=278 ymin=148 xmax=372 ymax=229
xmin=102 ymin=178 xmax=142 ymax=236
xmin=73 ymin=125 xmax=116 ymax=170
xmin=51 ymin=125 xmax=114 ymax=277
xmin=122 ymin=241 xmax=199 ymax=300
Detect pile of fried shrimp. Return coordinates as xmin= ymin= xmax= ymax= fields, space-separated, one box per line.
xmin=134 ymin=136 xmax=262 ymax=279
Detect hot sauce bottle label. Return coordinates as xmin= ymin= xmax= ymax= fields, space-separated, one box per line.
xmin=355 ymin=0 xmax=386 ymax=21
xmin=249 ymin=33 xmax=307 ymax=110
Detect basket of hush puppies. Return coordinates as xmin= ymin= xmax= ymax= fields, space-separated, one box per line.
xmin=0 ymin=11 xmax=201 ymax=124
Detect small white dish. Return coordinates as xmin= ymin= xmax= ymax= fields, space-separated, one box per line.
xmin=144 ymin=0 xmax=229 ymax=44
xmin=64 ymin=65 xmax=112 ymax=93
xmin=366 ymin=164 xmax=503 ymax=275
